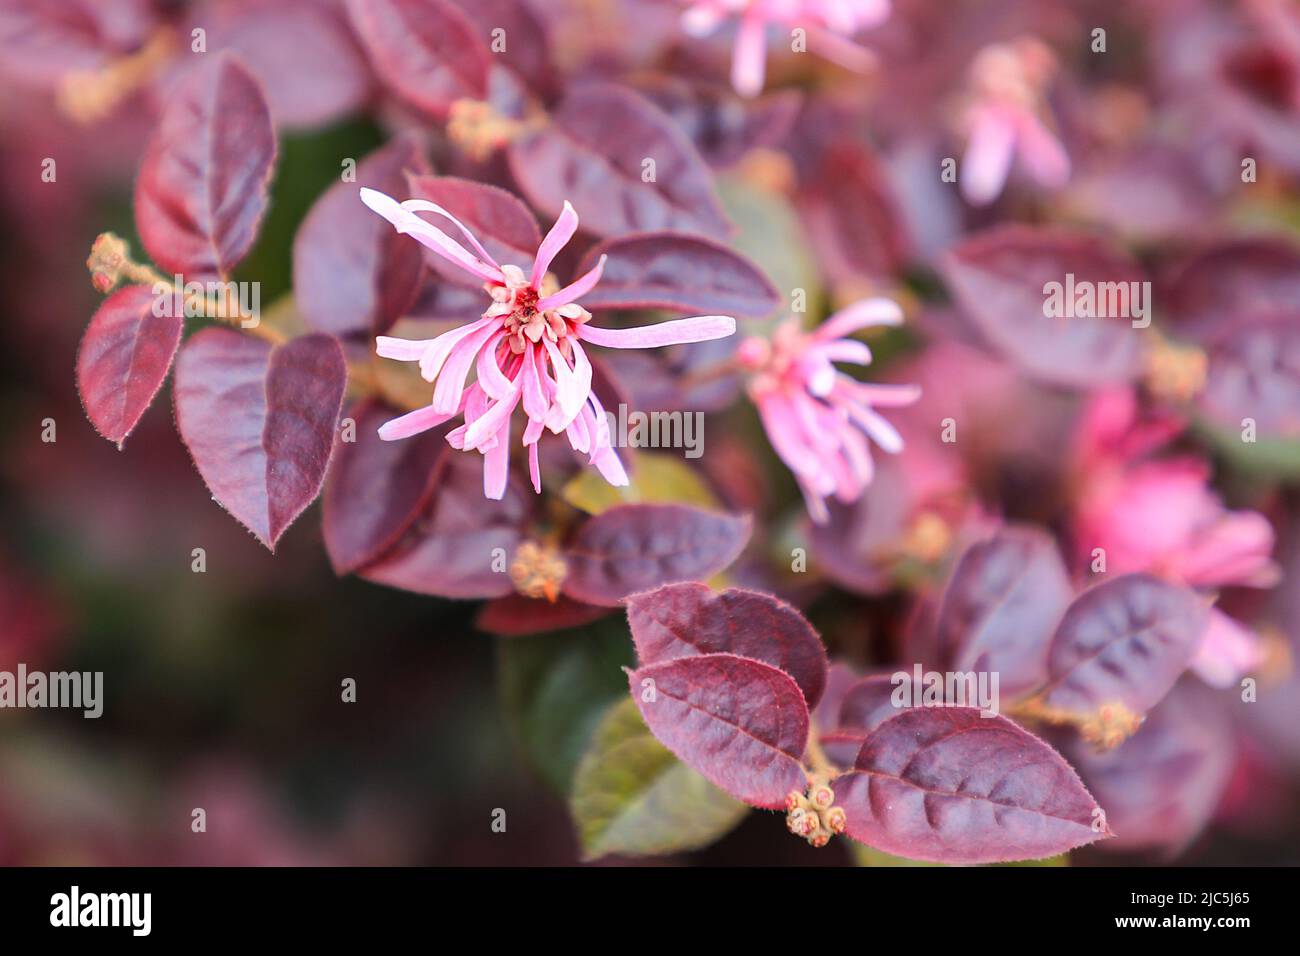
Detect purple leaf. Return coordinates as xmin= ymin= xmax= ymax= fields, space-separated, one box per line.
xmin=1065 ymin=684 xmax=1234 ymax=856
xmin=293 ymin=135 xmax=429 ymax=338
xmin=76 ymin=285 xmax=182 ymax=447
xmin=405 ymin=175 xmax=541 ymax=286
xmin=1198 ymin=314 xmax=1300 ymax=440
xmin=444 ymin=0 xmax=553 ymax=95
xmin=820 ymin=674 xmax=906 ymax=767
xmin=190 ymin=0 xmax=372 ymax=129
xmin=1161 ymin=238 xmax=1300 ymax=340
xmin=563 ymin=504 xmax=751 ymax=607
xmin=173 ymin=329 xmax=346 ymax=550
xmin=837 ymin=708 xmax=1108 ymax=863
xmin=0 ymin=0 xmax=155 ymax=87
xmin=1042 ymin=574 xmax=1207 ymax=719
xmin=509 ymin=83 xmax=730 ymax=239
xmin=625 ymin=582 xmax=827 ymax=706
xmin=636 ymin=77 xmax=802 ymax=167
xmin=476 ymin=594 xmax=613 ymax=637
xmin=629 ymin=653 xmax=808 ymax=809
xmin=344 ymin=0 xmax=488 ymax=120
xmin=575 ymin=232 xmax=778 ymax=317
xmin=134 ymin=53 xmax=276 ymax=281
xmin=358 ymin=451 xmax=532 ymax=599
xmin=321 ymin=399 xmax=449 ymax=576
xmin=941 ymin=226 xmax=1146 ymax=388
xmin=934 ymin=526 xmax=1074 ymax=698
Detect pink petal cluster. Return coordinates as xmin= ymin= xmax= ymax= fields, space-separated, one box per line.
xmin=360 ymin=188 xmax=736 ymax=499
xmin=1072 ymin=388 xmax=1279 ymax=687
xmin=960 ymin=37 xmax=1070 ymax=205
xmin=738 ymin=298 xmax=920 ymax=523
xmin=681 ymin=0 xmax=889 ymax=97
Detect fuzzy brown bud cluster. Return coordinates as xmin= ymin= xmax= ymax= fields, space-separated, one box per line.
xmin=509 ymin=541 xmax=567 ymax=603
xmin=786 ymin=780 xmax=847 ymax=848
xmin=86 ymin=233 xmax=132 ymax=293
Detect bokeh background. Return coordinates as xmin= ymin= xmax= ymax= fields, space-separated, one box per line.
xmin=3 ymin=0 xmax=1300 ymax=865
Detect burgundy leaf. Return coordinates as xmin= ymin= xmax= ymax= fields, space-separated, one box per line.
xmin=1065 ymin=684 xmax=1233 ymax=856
xmin=820 ymin=674 xmax=905 ymax=767
xmin=575 ymin=232 xmax=778 ymax=317
xmin=476 ymin=594 xmax=613 ymax=637
xmin=190 ymin=0 xmax=372 ymax=129
xmin=941 ymin=226 xmax=1146 ymax=388
xmin=293 ymin=135 xmax=429 ymax=338
xmin=173 ymin=329 xmax=346 ymax=550
xmin=358 ymin=451 xmax=532 ymax=599
xmin=0 ymin=0 xmax=154 ymax=87
xmin=1161 ymin=238 xmax=1300 ymax=340
xmin=344 ymin=0 xmax=488 ymax=120
xmin=1198 ymin=313 xmax=1300 ymax=440
xmin=837 ymin=708 xmax=1108 ymax=863
xmin=625 ymin=582 xmax=827 ymax=707
xmin=509 ymin=83 xmax=730 ymax=239
xmin=563 ymin=504 xmax=751 ymax=607
xmin=135 ymin=53 xmax=276 ymax=281
xmin=934 ymin=526 xmax=1073 ymax=698
xmin=444 ymin=0 xmax=552 ymax=95
xmin=76 ymin=285 xmax=182 ymax=447
xmin=321 ymin=399 xmax=449 ymax=576
xmin=629 ymin=653 xmax=808 ymax=809
xmin=405 ymin=175 xmax=541 ymax=286
xmin=1042 ymin=574 xmax=1207 ymax=718
xmin=636 ymin=76 xmax=802 ymax=167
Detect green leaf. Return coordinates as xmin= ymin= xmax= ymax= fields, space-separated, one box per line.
xmin=849 ymin=843 xmax=1069 ymax=867
xmin=561 ymin=452 xmax=720 ymax=516
xmin=571 ymin=697 xmax=748 ymax=859
xmin=497 ymin=618 xmax=635 ymax=795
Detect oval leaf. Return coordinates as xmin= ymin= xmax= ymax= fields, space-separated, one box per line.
xmin=575 ymin=232 xmax=778 ymax=317
xmin=173 ymin=328 xmax=346 ymax=550
xmin=135 ymin=53 xmax=276 ymax=281
xmin=1198 ymin=313 xmax=1300 ymax=440
xmin=934 ymin=526 xmax=1073 ymax=698
xmin=1042 ymin=574 xmax=1208 ymax=718
xmin=358 ymin=451 xmax=532 ymax=599
xmin=509 ymin=83 xmax=730 ymax=239
xmin=629 ymin=653 xmax=808 ymax=809
xmin=344 ymin=0 xmax=488 ymax=120
xmin=941 ymin=226 xmax=1146 ymax=388
xmin=476 ymin=593 xmax=613 ymax=637
xmin=563 ymin=504 xmax=751 ymax=607
xmin=820 ymin=673 xmax=905 ymax=767
xmin=837 ymin=708 xmax=1108 ymax=864
xmin=293 ymin=136 xmax=429 ymax=338
xmin=321 ymin=399 xmax=449 ymax=575
xmin=625 ymin=582 xmax=827 ymax=708
xmin=76 ymin=285 xmax=183 ymax=447
xmin=571 ymin=697 xmax=748 ymax=859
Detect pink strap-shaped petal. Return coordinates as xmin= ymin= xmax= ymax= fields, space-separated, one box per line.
xmin=960 ymin=107 xmax=1017 ymax=206
xmin=475 ymin=333 xmax=516 ymax=401
xmin=755 ymin=392 xmax=824 ymax=482
xmin=815 ymin=298 xmax=903 ymax=341
xmin=836 ymin=379 xmax=922 ymax=408
xmin=577 ymin=314 xmax=736 ymax=349
xmin=566 ymin=406 xmax=592 ymax=454
xmin=360 ymin=187 xmax=504 ymax=284
xmin=463 ymin=386 xmax=522 ymax=450
xmin=583 ymin=392 xmax=628 ymax=487
xmin=1190 ymin=608 xmax=1265 ymax=689
xmin=527 ymin=442 xmax=542 ymax=494
xmin=433 ymin=320 xmax=501 ymax=414
xmin=843 ymin=398 xmax=905 ymax=453
xmin=807 ymin=27 xmax=878 ymax=74
xmin=375 ymin=336 xmax=435 ymax=361
xmin=730 ymin=13 xmax=768 ymax=97
xmin=532 ymin=201 xmax=579 ymax=289
xmin=520 ymin=344 xmax=550 ymax=423
xmin=483 ymin=415 xmax=513 ymax=500
xmin=413 ymin=316 xmax=496 ymax=383
xmin=542 ymin=337 xmax=587 ymax=432
xmin=814 ymin=339 xmax=873 ymax=366
xmin=537 ymin=254 xmax=607 ymax=312
xmin=399 ymin=198 xmax=503 ymax=271
xmin=377 ymin=403 xmax=457 ymax=441
xmin=1014 ymin=112 xmax=1071 ymax=189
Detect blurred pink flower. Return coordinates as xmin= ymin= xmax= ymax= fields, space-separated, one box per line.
xmin=361 ymin=188 xmax=736 ymax=499
xmin=1073 ymin=389 xmax=1279 ymax=686
xmin=960 ymin=37 xmax=1070 ymax=205
xmin=681 ymin=0 xmax=889 ymax=97
xmin=739 ymin=298 xmax=920 ymax=522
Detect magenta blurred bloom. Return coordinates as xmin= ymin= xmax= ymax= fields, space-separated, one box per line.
xmin=361 ymin=188 xmax=736 ymax=499
xmin=739 ymin=298 xmax=920 ymax=523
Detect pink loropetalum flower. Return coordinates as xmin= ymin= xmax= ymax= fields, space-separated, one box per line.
xmin=360 ymin=188 xmax=736 ymax=499
xmin=738 ymin=298 xmax=920 ymax=523
xmin=681 ymin=0 xmax=889 ymax=98
xmin=960 ymin=37 xmax=1070 ymax=205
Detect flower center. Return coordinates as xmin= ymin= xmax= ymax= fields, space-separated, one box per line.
xmin=487 ymin=266 xmax=590 ymax=354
